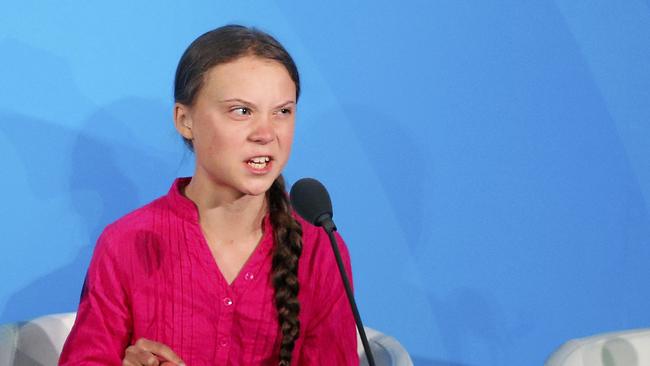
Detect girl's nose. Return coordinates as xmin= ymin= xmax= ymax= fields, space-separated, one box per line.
xmin=248 ymin=116 xmax=275 ymax=144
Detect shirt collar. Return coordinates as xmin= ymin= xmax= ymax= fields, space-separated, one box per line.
xmin=167 ymin=177 xmax=199 ymax=223
xmin=166 ymin=177 xmax=273 ymax=239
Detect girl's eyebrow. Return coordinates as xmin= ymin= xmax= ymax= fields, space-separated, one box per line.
xmin=218 ymin=98 xmax=296 ymax=109
xmin=218 ymin=98 xmax=257 ymax=108
xmin=275 ymin=101 xmax=296 ymax=109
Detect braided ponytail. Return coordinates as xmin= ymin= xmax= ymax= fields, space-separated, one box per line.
xmin=268 ymin=175 xmax=303 ymax=365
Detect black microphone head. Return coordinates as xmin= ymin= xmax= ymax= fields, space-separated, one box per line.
xmin=289 ymin=178 xmax=333 ymax=227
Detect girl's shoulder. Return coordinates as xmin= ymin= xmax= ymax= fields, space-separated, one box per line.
xmin=103 ymin=196 xmax=168 ymax=236
xmin=293 ymin=212 xmax=352 ymax=271
xmin=100 ymin=177 xmax=193 ymax=244
xmin=94 ymin=194 xmax=174 ymax=257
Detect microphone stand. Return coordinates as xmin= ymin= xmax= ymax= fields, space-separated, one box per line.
xmin=319 ymin=217 xmax=376 ymax=366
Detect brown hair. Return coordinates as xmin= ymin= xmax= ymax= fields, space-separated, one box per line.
xmin=174 ymin=25 xmax=302 ymax=365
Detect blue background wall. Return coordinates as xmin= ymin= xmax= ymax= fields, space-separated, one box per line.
xmin=1 ymin=1 xmax=649 ymax=364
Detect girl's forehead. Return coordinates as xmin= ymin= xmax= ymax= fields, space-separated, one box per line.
xmin=207 ymin=56 xmax=289 ymax=79
xmin=200 ymin=57 xmax=296 ymax=99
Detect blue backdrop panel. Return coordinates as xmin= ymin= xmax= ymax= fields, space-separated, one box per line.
xmin=1 ymin=1 xmax=649 ymax=364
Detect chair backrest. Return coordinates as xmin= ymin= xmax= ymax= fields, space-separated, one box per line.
xmin=546 ymin=328 xmax=650 ymax=366
xmin=0 ymin=312 xmax=76 ymax=366
xmin=357 ymin=327 xmax=414 ymax=366
xmin=1 ymin=312 xmax=413 ymax=366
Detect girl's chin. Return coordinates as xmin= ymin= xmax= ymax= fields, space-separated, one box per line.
xmin=240 ymin=179 xmax=277 ymax=196
xmin=242 ymin=188 xmax=269 ymax=197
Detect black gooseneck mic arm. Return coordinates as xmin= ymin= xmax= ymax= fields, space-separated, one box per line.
xmin=290 ymin=178 xmax=376 ymax=366
xmin=320 ymin=217 xmax=377 ymax=366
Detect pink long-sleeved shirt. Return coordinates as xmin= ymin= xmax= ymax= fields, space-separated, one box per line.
xmin=59 ymin=177 xmax=358 ymax=365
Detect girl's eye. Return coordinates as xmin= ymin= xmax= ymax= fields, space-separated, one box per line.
xmin=232 ymin=107 xmax=251 ymax=116
xmin=278 ymin=108 xmax=292 ymax=115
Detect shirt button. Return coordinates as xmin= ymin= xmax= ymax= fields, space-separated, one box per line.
xmin=223 ymin=297 xmax=233 ymax=306
xmin=219 ymin=338 xmax=229 ymax=347
xmin=244 ymin=272 xmax=254 ymax=281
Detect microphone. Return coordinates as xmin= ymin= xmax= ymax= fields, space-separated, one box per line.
xmin=290 ymin=178 xmax=376 ymax=366
xmin=289 ymin=178 xmax=335 ymax=231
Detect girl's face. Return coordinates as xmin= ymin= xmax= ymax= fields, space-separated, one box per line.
xmin=175 ymin=56 xmax=296 ymax=198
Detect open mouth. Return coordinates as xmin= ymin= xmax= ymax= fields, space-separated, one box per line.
xmin=246 ymin=156 xmax=271 ymax=170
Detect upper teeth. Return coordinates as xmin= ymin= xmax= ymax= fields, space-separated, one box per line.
xmin=251 ymin=156 xmax=270 ymax=163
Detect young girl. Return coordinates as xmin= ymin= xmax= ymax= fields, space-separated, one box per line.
xmin=58 ymin=25 xmax=358 ymax=365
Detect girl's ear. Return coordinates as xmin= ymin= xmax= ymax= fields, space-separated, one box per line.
xmin=173 ymin=103 xmax=193 ymax=140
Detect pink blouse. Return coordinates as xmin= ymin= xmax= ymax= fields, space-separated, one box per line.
xmin=59 ymin=177 xmax=358 ymax=365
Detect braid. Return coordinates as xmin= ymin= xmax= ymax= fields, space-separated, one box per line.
xmin=268 ymin=175 xmax=303 ymax=365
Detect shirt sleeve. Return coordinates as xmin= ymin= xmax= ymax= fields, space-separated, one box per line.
xmin=297 ymin=231 xmax=359 ymax=365
xmin=58 ymin=227 xmax=133 ymax=365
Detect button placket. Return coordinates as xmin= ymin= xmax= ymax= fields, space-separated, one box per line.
xmin=215 ymin=288 xmax=236 ymax=360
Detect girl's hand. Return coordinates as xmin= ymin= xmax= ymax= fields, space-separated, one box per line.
xmin=122 ymin=338 xmax=186 ymax=366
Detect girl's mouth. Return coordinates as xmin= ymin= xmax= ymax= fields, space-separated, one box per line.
xmin=246 ymin=156 xmax=271 ymax=170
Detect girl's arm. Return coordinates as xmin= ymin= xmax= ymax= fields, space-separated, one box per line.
xmin=58 ymin=228 xmax=132 ymax=365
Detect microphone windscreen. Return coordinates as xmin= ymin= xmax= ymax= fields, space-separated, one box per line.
xmin=289 ymin=178 xmax=333 ymax=226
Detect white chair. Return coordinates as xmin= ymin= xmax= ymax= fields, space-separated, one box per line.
xmin=357 ymin=327 xmax=413 ymax=366
xmin=1 ymin=312 xmax=412 ymax=366
xmin=0 ymin=313 xmax=76 ymax=366
xmin=546 ymin=328 xmax=650 ymax=366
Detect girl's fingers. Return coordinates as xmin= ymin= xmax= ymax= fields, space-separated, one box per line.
xmin=133 ymin=338 xmax=185 ymax=366
xmin=124 ymin=344 xmax=159 ymax=366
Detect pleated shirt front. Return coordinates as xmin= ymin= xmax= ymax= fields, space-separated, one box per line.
xmin=59 ymin=177 xmax=358 ymax=365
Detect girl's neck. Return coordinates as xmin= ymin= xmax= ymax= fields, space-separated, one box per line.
xmin=183 ymin=175 xmax=267 ymax=242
